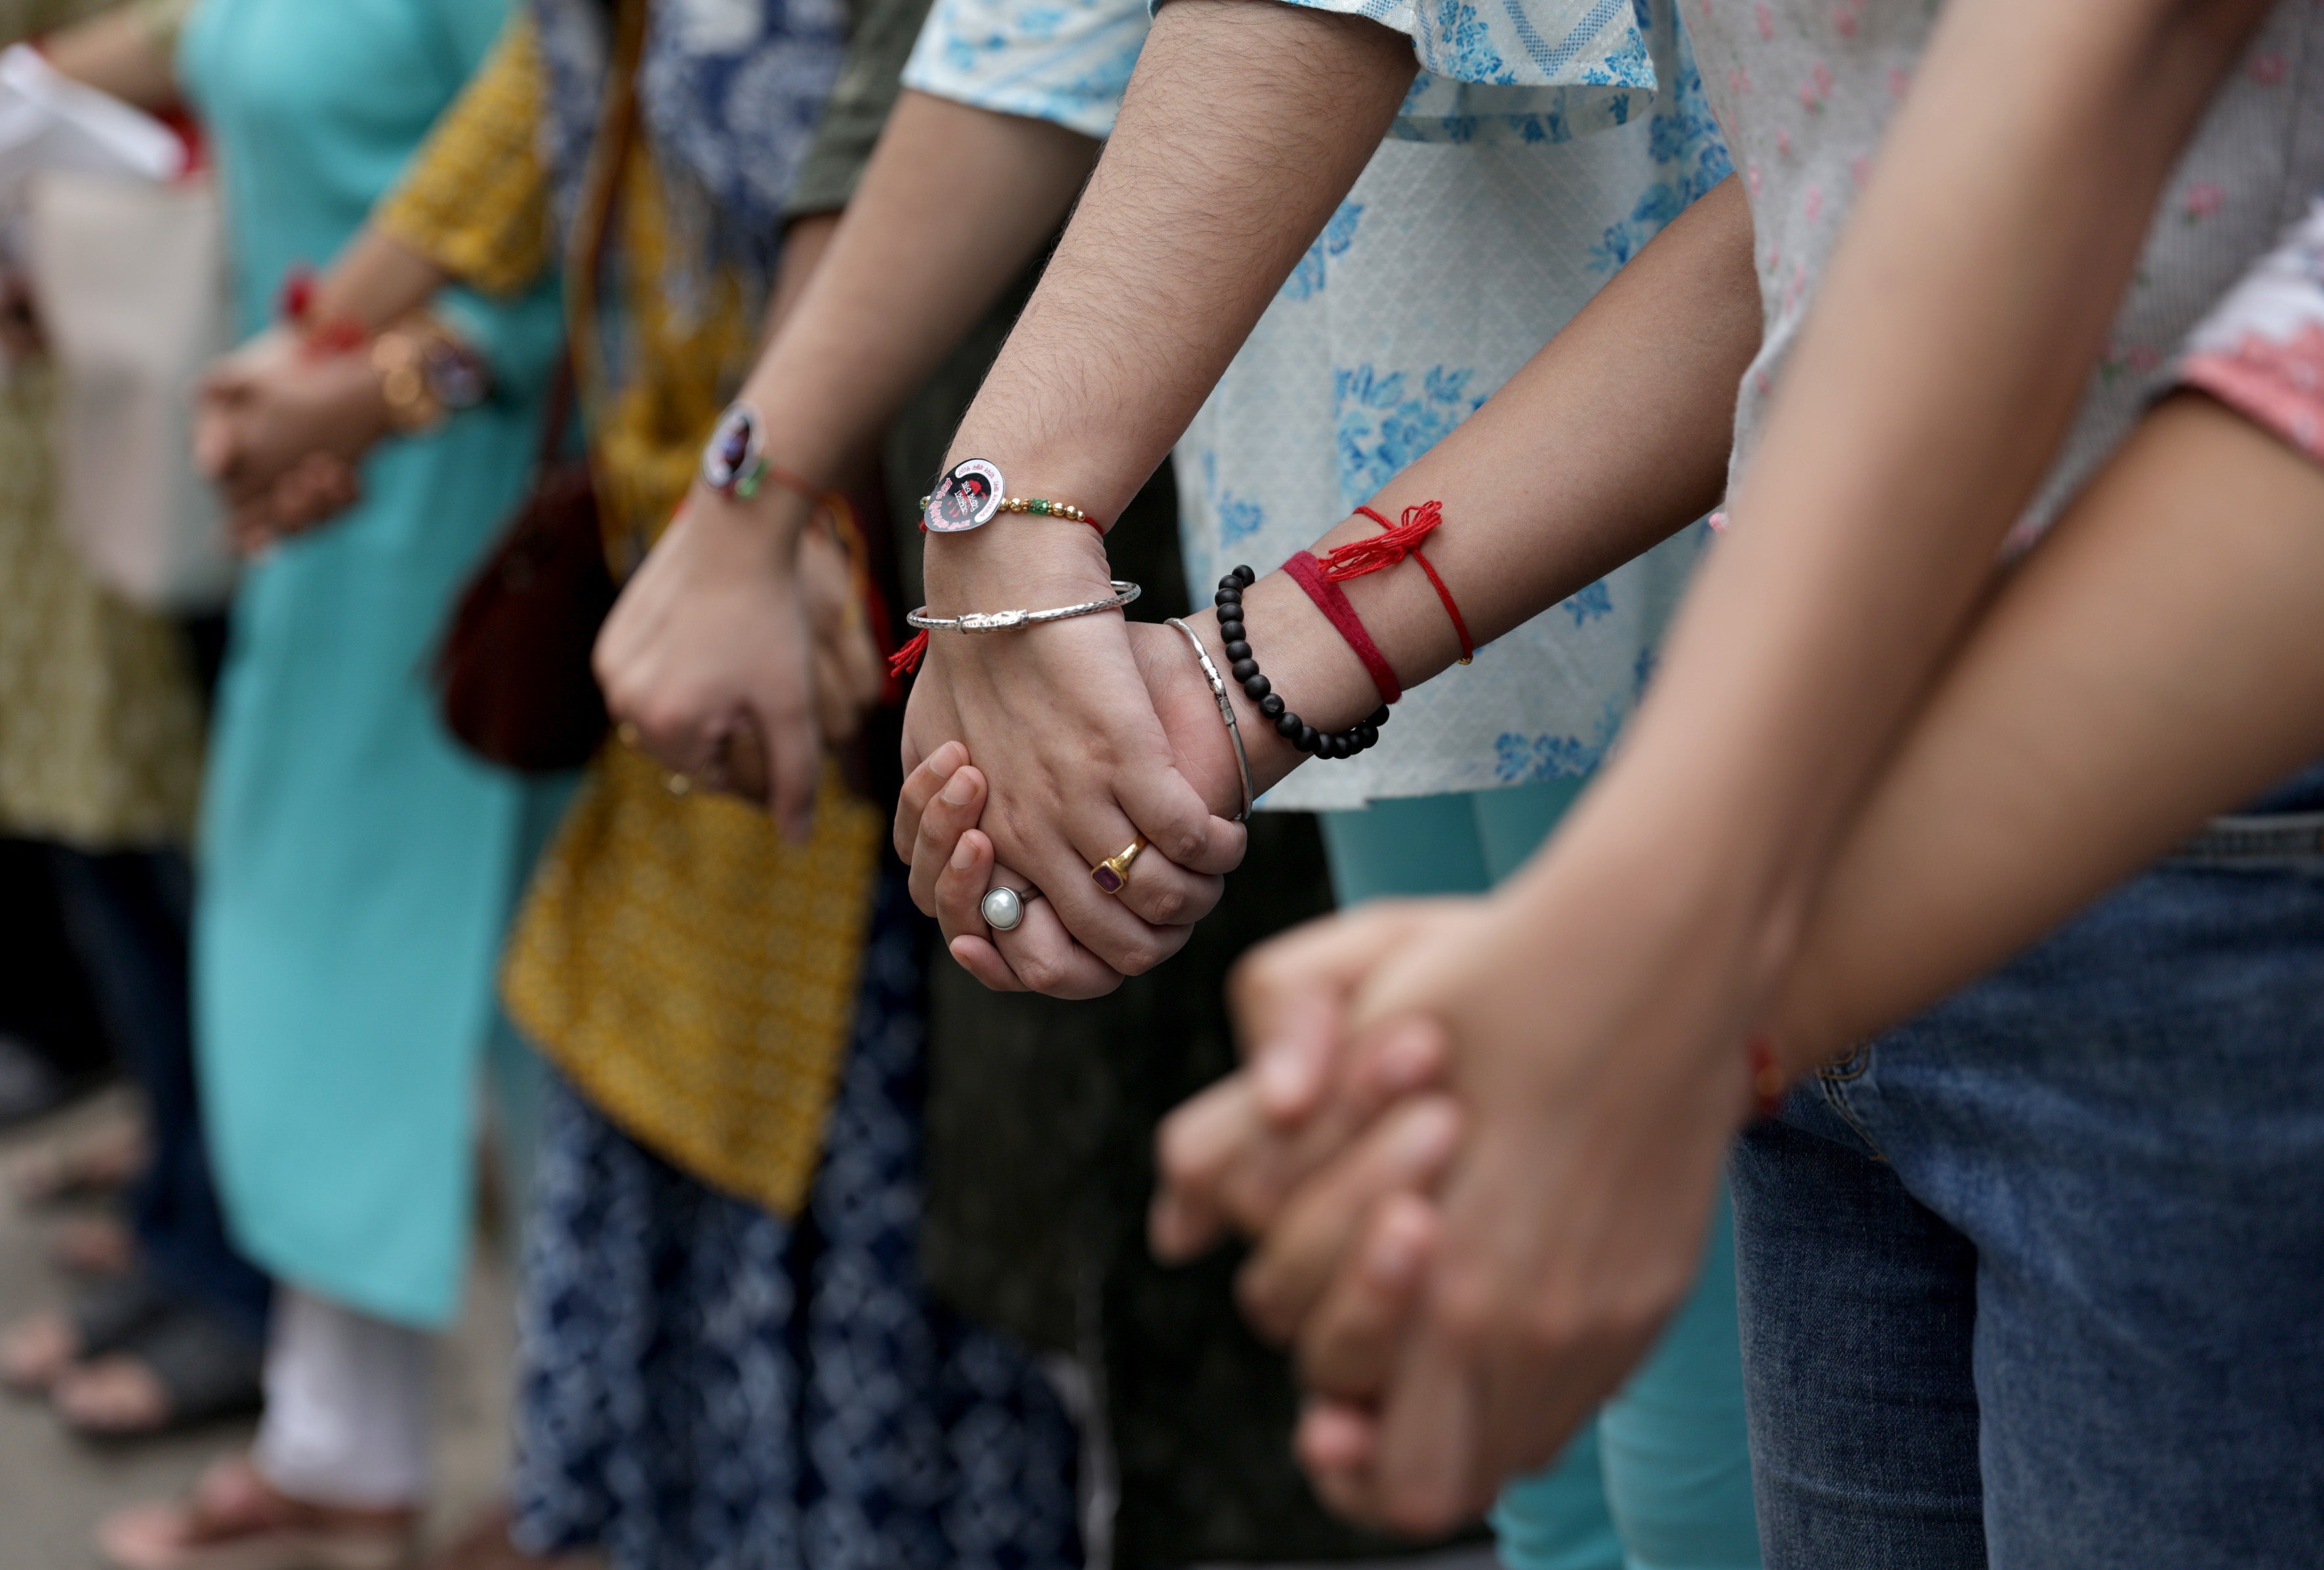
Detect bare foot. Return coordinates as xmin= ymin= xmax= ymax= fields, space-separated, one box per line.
xmin=52 ymin=1352 xmax=169 ymax=1434
xmin=51 ymin=1213 xmax=137 ymax=1277
xmin=98 ymin=1454 xmax=419 ymax=1570
xmin=0 ymin=1309 xmax=77 ymax=1392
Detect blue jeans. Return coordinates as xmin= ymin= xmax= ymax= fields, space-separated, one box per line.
xmin=49 ymin=847 xmax=272 ymax=1346
xmin=1324 ymin=782 xmax=1761 ymax=1570
xmin=1732 ymin=770 xmax=2324 ymax=1568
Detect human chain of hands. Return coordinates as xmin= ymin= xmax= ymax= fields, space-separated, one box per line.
xmin=188 ymin=335 xmax=1774 ymax=1533
xmin=880 ymin=508 xmax=1772 ymax=1533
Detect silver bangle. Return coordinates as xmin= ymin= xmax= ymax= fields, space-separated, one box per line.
xmin=906 ymin=580 xmax=1141 ymax=635
xmin=1167 ymin=616 xmax=1254 ymax=824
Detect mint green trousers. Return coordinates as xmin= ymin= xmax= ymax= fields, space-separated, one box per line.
xmin=1320 ymin=781 xmax=1761 ymax=1570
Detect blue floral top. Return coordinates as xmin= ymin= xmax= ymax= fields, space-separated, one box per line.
xmin=906 ymin=0 xmax=1732 ymax=807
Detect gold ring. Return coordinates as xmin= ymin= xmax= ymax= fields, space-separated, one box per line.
xmin=1091 ymin=835 xmax=1147 ymax=895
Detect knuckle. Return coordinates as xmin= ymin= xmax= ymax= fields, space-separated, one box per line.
xmin=1380 ymin=1478 xmax=1462 ymax=1540
xmin=1431 ymin=1268 xmax=1498 ymax=1354
xmin=1519 ymin=1281 xmax=1612 ymax=1363
xmin=1113 ymin=933 xmax=1174 ymax=978
xmin=1015 ymin=952 xmax=1070 ymax=994
xmin=1234 ymin=1268 xmax=1294 ymax=1345
xmin=1154 ymin=1116 xmax=1203 ymax=1190
xmin=1158 ymin=821 xmax=1208 ymax=867
xmin=1141 ymin=883 xmax=1192 ymax=927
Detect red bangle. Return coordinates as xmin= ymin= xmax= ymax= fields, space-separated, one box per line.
xmin=1284 ymin=550 xmax=1400 ymax=706
xmin=1351 ymin=503 xmax=1474 ymax=664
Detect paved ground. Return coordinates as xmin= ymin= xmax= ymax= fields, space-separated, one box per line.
xmin=0 ymin=1089 xmax=517 ymax=1570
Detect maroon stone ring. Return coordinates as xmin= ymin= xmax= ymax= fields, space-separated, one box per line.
xmin=1091 ymin=837 xmax=1148 ymax=895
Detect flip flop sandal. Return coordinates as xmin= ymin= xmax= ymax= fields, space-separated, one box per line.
xmin=62 ymin=1300 xmax=264 ymax=1439
xmin=98 ymin=1459 xmax=418 ymax=1570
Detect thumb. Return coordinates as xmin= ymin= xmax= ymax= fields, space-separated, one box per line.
xmin=1229 ymin=902 xmax=1445 ymax=1127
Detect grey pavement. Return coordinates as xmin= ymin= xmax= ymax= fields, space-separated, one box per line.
xmin=0 ymin=1089 xmax=517 ymax=1569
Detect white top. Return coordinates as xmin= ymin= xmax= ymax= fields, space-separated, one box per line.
xmin=905 ymin=0 xmax=1732 ymax=807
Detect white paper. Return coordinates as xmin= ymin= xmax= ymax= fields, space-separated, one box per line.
xmin=0 ymin=43 xmax=184 ymax=212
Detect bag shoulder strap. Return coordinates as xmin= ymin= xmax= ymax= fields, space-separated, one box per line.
xmin=558 ymin=0 xmax=645 ymax=433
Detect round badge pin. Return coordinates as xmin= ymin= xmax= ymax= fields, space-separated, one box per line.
xmin=703 ymin=403 xmax=766 ymax=497
xmin=925 ymin=459 xmax=1006 ymax=533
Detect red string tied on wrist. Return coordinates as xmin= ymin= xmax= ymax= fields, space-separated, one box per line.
xmin=1284 ymin=551 xmax=1402 ymax=707
xmin=888 ymin=629 xmax=929 ymax=680
xmin=1345 ymin=502 xmax=1475 ymax=665
xmin=276 ymin=264 xmax=368 ymax=358
xmin=1745 ymin=1034 xmax=1785 ymax=1121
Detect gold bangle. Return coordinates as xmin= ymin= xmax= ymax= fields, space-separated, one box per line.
xmin=371 ymin=329 xmax=444 ymax=434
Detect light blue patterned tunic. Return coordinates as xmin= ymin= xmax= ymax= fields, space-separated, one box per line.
xmin=904 ymin=0 xmax=1729 ymax=809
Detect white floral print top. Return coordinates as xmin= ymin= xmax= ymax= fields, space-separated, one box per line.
xmin=907 ymin=0 xmax=1734 ymax=807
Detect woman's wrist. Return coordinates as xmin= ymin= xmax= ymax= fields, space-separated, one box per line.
xmin=1179 ymin=569 xmax=1379 ymax=795
xmin=317 ymin=350 xmax=396 ymax=454
xmin=920 ymin=498 xmax=1118 ymax=613
xmin=685 ymin=476 xmax=814 ymax=571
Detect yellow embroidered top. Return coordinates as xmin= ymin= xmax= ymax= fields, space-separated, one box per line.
xmin=376 ymin=11 xmax=884 ymax=1219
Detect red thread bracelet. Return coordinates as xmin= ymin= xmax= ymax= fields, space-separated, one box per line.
xmin=1347 ymin=502 xmax=1475 ymax=665
xmin=1745 ymin=1034 xmax=1785 ymax=1119
xmin=889 ymin=630 xmax=928 ymax=680
xmin=276 ymin=266 xmax=368 ymax=357
xmin=1284 ymin=550 xmax=1401 ymax=706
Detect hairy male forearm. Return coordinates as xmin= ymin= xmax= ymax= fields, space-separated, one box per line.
xmin=743 ymin=91 xmax=1103 ymax=486
xmin=941 ymin=0 xmax=1417 ymax=524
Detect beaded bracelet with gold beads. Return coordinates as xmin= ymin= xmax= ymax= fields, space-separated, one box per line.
xmin=918 ymin=493 xmax=1105 ymax=531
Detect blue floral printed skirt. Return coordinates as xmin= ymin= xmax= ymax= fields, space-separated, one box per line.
xmin=509 ymin=873 xmax=1083 ymax=1570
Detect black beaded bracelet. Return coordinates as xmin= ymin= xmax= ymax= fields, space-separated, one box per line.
xmin=1215 ymin=565 xmax=1390 ymax=760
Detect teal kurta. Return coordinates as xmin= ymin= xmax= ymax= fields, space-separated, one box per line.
xmin=182 ymin=0 xmax=565 ymax=1328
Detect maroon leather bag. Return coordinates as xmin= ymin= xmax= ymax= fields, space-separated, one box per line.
xmin=430 ymin=15 xmax=638 ymax=774
xmin=430 ymin=371 xmax=616 ymax=772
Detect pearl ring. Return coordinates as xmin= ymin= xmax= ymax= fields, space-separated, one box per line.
xmin=981 ymin=886 xmax=1036 ymax=933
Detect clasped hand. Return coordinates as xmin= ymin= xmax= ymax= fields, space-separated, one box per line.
xmin=192 ymin=327 xmax=382 ymax=554
xmin=914 ymin=762 xmax=1778 ymax=1535
xmin=892 ymin=531 xmax=1251 ymax=996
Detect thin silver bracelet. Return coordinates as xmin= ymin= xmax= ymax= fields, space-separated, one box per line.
xmin=1167 ymin=617 xmax=1255 ymax=823
xmin=906 ymin=580 xmax=1141 ymax=635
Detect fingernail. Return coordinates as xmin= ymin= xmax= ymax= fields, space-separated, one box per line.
xmin=1372 ymin=1022 xmax=1444 ymax=1093
xmin=1397 ymin=1100 xmax=1459 ymax=1165
xmin=1367 ymin=1215 xmax=1423 ymax=1287
xmin=941 ymin=771 xmax=977 ymax=807
xmin=1256 ymin=1047 xmax=1313 ymax=1114
xmin=950 ymin=837 xmax=975 ymax=872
